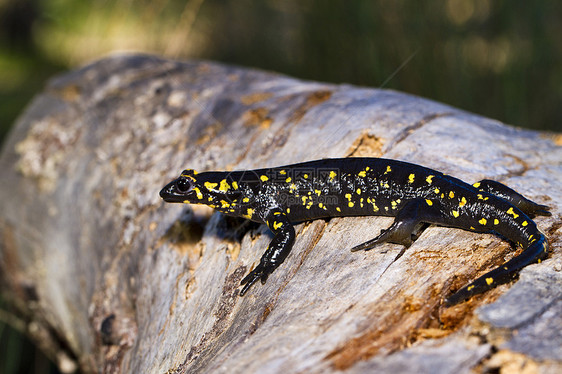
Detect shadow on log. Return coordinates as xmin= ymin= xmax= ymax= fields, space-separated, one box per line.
xmin=1 ymin=54 xmax=561 ymax=373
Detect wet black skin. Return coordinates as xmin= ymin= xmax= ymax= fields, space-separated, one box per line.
xmin=160 ymin=158 xmax=550 ymax=306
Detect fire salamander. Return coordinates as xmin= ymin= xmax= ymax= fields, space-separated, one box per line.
xmin=160 ymin=158 xmax=550 ymax=306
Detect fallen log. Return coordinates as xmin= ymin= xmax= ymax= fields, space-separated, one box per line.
xmin=1 ymin=54 xmax=560 ymax=373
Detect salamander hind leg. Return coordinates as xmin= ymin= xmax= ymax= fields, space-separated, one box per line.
xmin=240 ymin=209 xmax=296 ymax=295
xmin=475 ymin=179 xmax=551 ymax=217
xmin=351 ymin=198 xmax=444 ymax=252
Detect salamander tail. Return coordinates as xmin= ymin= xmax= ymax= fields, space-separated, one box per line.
xmin=445 ymin=233 xmax=548 ymax=306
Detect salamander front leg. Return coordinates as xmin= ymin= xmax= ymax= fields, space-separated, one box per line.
xmin=475 ymin=179 xmax=551 ymax=217
xmin=240 ymin=209 xmax=295 ymax=295
xmin=351 ymin=198 xmax=443 ymax=252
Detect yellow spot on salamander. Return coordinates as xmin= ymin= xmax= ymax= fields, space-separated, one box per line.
xmin=385 ymin=165 xmax=392 ymax=174
xmin=391 ymin=200 xmax=398 ymax=209
xmin=303 ymin=174 xmax=309 ymax=179
xmin=273 ymin=221 xmax=283 ymax=230
xmin=426 ymin=175 xmax=434 ymax=184
xmin=408 ymin=174 xmax=415 ymax=184
xmin=289 ymin=183 xmax=297 ymax=192
xmin=348 ymin=202 xmax=354 ymax=208
xmin=220 ymin=200 xmax=230 ymax=208
xmin=425 ymin=199 xmax=433 ymax=206
xmin=319 ymin=203 xmax=323 ymax=208
xmin=494 ymin=219 xmax=499 ymax=225
xmin=467 ymin=285 xmax=475 ymax=291
xmin=243 ymin=197 xmax=249 ymax=203
xmin=507 ymin=207 xmax=519 ymax=218
xmin=336 ymin=207 xmax=341 ymax=212
xmin=260 ymin=175 xmax=269 ymax=182
xmin=384 ymin=183 xmax=389 ymax=188
xmin=301 ymin=196 xmax=307 ymax=205
xmin=246 ymin=208 xmax=254 ymax=218
xmin=232 ymin=181 xmax=239 ymax=190
xmin=356 ymin=188 xmax=361 ymax=195
xmin=479 ymin=218 xmax=487 ymax=225
xmin=522 ymin=221 xmax=528 ymax=227
xmin=193 ymin=187 xmax=203 ymax=199
xmin=274 ymin=211 xmax=281 ymax=215
xmin=329 ymin=171 xmax=337 ymax=180
xmin=286 ymin=177 xmax=292 ymax=183
xmin=358 ymin=170 xmax=366 ymax=177
xmin=219 ymin=179 xmax=230 ymax=191
xmin=345 ymin=193 xmax=352 ymax=200
xmin=286 ymin=208 xmax=290 ymax=213
xmin=485 ymin=277 xmax=494 ymax=286
xmin=434 ymin=188 xmax=440 ymax=194
xmin=452 ymin=210 xmax=459 ymax=218
xmin=204 ymin=182 xmax=218 ymax=190
xmin=477 ymin=194 xmax=484 ymax=200
xmin=473 ymin=182 xmax=481 ymax=188
xmin=372 ymin=204 xmax=379 ymax=212
xmin=315 ymin=189 xmax=322 ymax=196
xmin=449 ymin=191 xmax=455 ymax=199
xmin=360 ymin=198 xmax=364 ymax=207
xmin=279 ymin=170 xmax=286 ymax=175
xmin=459 ymin=197 xmax=467 ymax=207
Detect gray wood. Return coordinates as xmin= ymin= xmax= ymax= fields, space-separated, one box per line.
xmin=0 ymin=54 xmax=560 ymax=373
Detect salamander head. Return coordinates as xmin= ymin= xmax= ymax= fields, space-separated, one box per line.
xmin=160 ymin=169 xmax=201 ymax=203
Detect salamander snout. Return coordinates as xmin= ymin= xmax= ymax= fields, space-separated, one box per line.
xmin=159 ymin=175 xmax=195 ymax=203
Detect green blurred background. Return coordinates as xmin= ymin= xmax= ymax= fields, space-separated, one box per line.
xmin=0 ymin=0 xmax=560 ymax=372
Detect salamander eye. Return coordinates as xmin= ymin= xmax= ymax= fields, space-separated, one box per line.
xmin=176 ymin=178 xmax=192 ymax=193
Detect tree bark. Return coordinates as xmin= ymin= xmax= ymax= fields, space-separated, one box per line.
xmin=1 ymin=54 xmax=561 ymax=373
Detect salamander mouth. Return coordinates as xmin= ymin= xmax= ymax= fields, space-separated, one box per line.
xmin=159 ymin=178 xmax=193 ymax=203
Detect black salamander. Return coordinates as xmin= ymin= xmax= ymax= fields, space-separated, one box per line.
xmin=159 ymin=158 xmax=550 ymax=306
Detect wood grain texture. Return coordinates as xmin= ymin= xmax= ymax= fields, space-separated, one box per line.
xmin=0 ymin=54 xmax=560 ymax=373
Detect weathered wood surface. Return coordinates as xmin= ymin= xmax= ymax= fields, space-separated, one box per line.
xmin=0 ymin=54 xmax=561 ymax=374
